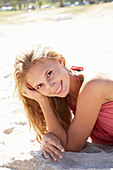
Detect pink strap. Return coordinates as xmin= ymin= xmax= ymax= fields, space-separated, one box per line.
xmin=67 ymin=66 xmax=84 ymax=114
xmin=70 ymin=66 xmax=83 ymax=86
xmin=67 ymin=95 xmax=76 ymax=114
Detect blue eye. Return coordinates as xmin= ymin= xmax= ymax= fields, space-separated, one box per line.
xmin=47 ymin=71 xmax=52 ymax=78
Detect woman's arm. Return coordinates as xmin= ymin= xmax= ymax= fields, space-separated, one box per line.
xmin=66 ymin=79 xmax=111 ymax=151
xmin=66 ymin=80 xmax=104 ymax=151
xmin=40 ymin=79 xmax=109 ymax=152
xmin=22 ymin=85 xmax=66 ymax=161
xmin=23 ymin=79 xmax=110 ymax=157
xmin=41 ymin=132 xmax=65 ymax=161
xmin=39 ymin=97 xmax=67 ymax=147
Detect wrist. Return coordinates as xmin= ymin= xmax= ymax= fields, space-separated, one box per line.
xmin=37 ymin=96 xmax=49 ymax=105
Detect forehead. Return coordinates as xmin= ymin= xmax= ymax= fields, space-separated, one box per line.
xmin=25 ymin=59 xmax=58 ymax=85
xmin=32 ymin=59 xmax=58 ymax=71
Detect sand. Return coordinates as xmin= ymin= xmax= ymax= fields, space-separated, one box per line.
xmin=0 ymin=3 xmax=113 ymax=169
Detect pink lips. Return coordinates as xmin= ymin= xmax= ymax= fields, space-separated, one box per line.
xmin=55 ymin=81 xmax=63 ymax=94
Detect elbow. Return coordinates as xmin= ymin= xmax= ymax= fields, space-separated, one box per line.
xmin=65 ymin=148 xmax=81 ymax=152
xmin=65 ymin=133 xmax=87 ymax=152
xmin=65 ymin=141 xmax=85 ymax=152
xmin=65 ymin=146 xmax=82 ymax=152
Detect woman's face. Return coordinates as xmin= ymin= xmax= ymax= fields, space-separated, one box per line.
xmin=25 ymin=59 xmax=70 ymax=98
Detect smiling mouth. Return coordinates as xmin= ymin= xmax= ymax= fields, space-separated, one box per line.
xmin=55 ymin=81 xmax=63 ymax=94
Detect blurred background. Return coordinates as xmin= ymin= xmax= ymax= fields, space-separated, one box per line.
xmin=0 ymin=0 xmax=113 ymax=166
xmin=0 ymin=0 xmax=112 ymax=10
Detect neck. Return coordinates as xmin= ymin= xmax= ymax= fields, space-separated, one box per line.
xmin=68 ymin=70 xmax=83 ymax=107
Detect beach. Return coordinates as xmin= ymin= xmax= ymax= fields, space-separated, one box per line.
xmin=0 ymin=3 xmax=113 ymax=169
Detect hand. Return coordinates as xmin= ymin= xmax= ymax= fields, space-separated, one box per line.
xmin=41 ymin=132 xmax=65 ymax=161
xmin=22 ymin=84 xmax=47 ymax=104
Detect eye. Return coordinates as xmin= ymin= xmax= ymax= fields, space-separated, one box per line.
xmin=36 ymin=84 xmax=42 ymax=89
xmin=47 ymin=70 xmax=52 ymax=78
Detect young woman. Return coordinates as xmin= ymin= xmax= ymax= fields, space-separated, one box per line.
xmin=14 ymin=44 xmax=113 ymax=161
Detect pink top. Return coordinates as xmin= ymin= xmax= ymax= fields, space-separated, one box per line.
xmin=67 ymin=66 xmax=113 ymax=145
xmin=90 ymin=101 xmax=113 ymax=145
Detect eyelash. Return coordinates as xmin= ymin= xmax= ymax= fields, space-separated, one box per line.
xmin=47 ymin=70 xmax=52 ymax=78
xmin=36 ymin=70 xmax=52 ymax=90
xmin=36 ymin=84 xmax=42 ymax=89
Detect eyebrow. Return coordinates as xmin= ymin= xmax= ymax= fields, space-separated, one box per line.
xmin=34 ymin=68 xmax=50 ymax=89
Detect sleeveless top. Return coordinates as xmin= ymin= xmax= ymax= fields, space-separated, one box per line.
xmin=67 ymin=66 xmax=113 ymax=145
xmin=90 ymin=101 xmax=113 ymax=145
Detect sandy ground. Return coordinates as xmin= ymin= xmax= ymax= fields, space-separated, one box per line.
xmin=0 ymin=2 xmax=113 ymax=169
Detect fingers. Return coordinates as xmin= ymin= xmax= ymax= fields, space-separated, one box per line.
xmin=22 ymin=85 xmax=35 ymax=99
xmin=45 ymin=148 xmax=58 ymax=161
xmin=21 ymin=84 xmax=29 ymax=97
xmin=47 ymin=136 xmax=65 ymax=153
xmin=47 ymin=143 xmax=63 ymax=159
xmin=22 ymin=88 xmax=30 ymax=98
xmin=42 ymin=150 xmax=49 ymax=159
xmin=50 ymin=140 xmax=65 ymax=153
xmin=42 ymin=148 xmax=60 ymax=162
xmin=41 ymin=132 xmax=65 ymax=161
xmin=26 ymin=83 xmax=34 ymax=90
xmin=23 ymin=85 xmax=31 ymax=95
xmin=42 ymin=141 xmax=64 ymax=161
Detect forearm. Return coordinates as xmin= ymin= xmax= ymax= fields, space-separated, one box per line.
xmin=66 ymin=125 xmax=86 ymax=152
xmin=39 ymin=98 xmax=67 ymax=148
xmin=39 ymin=99 xmax=86 ymax=152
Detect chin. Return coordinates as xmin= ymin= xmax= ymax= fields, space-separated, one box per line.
xmin=60 ymin=95 xmax=67 ymax=98
xmin=60 ymin=91 xmax=69 ymax=98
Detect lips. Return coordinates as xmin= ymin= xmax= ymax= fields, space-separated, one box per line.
xmin=55 ymin=81 xmax=63 ymax=94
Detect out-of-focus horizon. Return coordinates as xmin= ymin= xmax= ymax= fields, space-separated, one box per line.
xmin=0 ymin=0 xmax=112 ymax=11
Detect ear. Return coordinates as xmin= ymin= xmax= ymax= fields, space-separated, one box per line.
xmin=57 ymin=58 xmax=64 ymax=66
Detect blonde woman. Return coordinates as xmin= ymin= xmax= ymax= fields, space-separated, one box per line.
xmin=14 ymin=44 xmax=113 ymax=161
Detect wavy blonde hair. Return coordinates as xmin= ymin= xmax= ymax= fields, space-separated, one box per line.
xmin=14 ymin=44 xmax=72 ymax=143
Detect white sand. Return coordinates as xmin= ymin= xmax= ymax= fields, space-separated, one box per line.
xmin=0 ymin=3 xmax=113 ymax=169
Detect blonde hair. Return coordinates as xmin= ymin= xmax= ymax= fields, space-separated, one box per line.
xmin=14 ymin=44 xmax=72 ymax=143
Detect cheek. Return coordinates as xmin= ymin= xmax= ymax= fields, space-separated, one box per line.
xmin=63 ymin=70 xmax=69 ymax=80
xmin=39 ymin=89 xmax=49 ymax=96
xmin=64 ymin=72 xmax=70 ymax=89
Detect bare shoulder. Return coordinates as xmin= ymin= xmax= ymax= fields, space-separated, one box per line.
xmin=80 ymin=71 xmax=113 ymax=103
